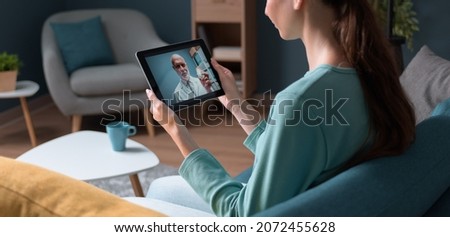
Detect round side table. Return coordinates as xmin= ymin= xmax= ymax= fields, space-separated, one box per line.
xmin=0 ymin=80 xmax=40 ymax=147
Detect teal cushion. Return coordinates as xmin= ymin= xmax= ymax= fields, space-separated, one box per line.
xmin=431 ymin=97 xmax=450 ymax=117
xmin=51 ymin=16 xmax=115 ymax=74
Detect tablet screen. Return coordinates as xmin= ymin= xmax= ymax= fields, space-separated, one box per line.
xmin=136 ymin=39 xmax=224 ymax=111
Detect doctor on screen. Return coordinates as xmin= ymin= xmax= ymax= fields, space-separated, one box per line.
xmin=170 ymin=54 xmax=212 ymax=103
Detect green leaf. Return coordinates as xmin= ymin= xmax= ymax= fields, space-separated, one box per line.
xmin=0 ymin=52 xmax=22 ymax=71
xmin=367 ymin=0 xmax=420 ymax=50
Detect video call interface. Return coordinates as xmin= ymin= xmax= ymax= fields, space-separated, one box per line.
xmin=143 ymin=45 xmax=221 ymax=107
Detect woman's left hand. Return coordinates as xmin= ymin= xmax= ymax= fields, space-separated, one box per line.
xmin=146 ymin=89 xmax=200 ymax=157
xmin=146 ymin=89 xmax=178 ymax=131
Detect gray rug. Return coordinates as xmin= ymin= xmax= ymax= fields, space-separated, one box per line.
xmin=86 ymin=164 xmax=179 ymax=197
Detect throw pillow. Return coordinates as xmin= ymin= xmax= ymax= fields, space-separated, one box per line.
xmin=431 ymin=97 xmax=450 ymax=117
xmin=400 ymin=45 xmax=450 ymax=124
xmin=0 ymin=156 xmax=165 ymax=217
xmin=51 ymin=16 xmax=115 ymax=74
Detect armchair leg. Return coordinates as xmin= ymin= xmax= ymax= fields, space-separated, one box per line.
xmin=142 ymin=109 xmax=155 ymax=137
xmin=72 ymin=115 xmax=82 ymax=132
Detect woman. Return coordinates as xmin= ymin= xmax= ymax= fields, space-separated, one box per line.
xmin=146 ymin=0 xmax=416 ymax=216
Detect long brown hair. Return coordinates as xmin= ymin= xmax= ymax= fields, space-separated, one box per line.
xmin=322 ymin=0 xmax=416 ymax=166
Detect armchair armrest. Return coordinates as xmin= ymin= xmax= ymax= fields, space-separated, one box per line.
xmin=41 ymin=21 xmax=78 ymax=116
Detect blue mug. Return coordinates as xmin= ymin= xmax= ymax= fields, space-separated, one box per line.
xmin=106 ymin=121 xmax=137 ymax=151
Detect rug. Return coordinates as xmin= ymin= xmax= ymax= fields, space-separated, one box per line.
xmin=86 ymin=163 xmax=179 ymax=197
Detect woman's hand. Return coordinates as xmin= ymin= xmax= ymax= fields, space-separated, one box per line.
xmin=211 ymin=58 xmax=242 ymax=111
xmin=211 ymin=59 xmax=262 ymax=135
xmin=146 ymin=89 xmax=177 ymax=130
xmin=146 ymin=89 xmax=199 ymax=157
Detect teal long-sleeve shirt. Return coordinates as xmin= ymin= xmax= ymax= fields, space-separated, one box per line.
xmin=179 ymin=65 xmax=370 ymax=216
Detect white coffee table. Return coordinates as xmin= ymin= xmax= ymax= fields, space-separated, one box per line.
xmin=0 ymin=80 xmax=39 ymax=147
xmin=17 ymin=130 xmax=159 ymax=197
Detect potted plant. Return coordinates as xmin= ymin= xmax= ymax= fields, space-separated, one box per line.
xmin=368 ymin=0 xmax=420 ymax=50
xmin=0 ymin=51 xmax=22 ymax=92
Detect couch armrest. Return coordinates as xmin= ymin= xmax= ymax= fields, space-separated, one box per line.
xmin=41 ymin=20 xmax=78 ymax=116
xmin=424 ymin=187 xmax=450 ymax=217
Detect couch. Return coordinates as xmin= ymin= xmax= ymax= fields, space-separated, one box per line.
xmin=1 ymin=46 xmax=449 ymax=217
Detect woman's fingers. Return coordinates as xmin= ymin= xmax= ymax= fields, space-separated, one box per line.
xmin=211 ymin=58 xmax=242 ymax=110
xmin=146 ymin=89 xmax=157 ymax=101
xmin=146 ymin=89 xmax=166 ymax=122
xmin=212 ymin=58 xmax=233 ymax=79
xmin=146 ymin=89 xmax=156 ymax=112
xmin=146 ymin=89 xmax=181 ymax=129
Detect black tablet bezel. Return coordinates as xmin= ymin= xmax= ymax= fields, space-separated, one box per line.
xmin=136 ymin=39 xmax=224 ymax=111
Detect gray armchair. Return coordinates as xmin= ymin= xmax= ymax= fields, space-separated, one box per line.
xmin=41 ymin=8 xmax=167 ymax=135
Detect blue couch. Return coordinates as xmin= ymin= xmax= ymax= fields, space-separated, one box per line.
xmin=235 ymin=115 xmax=450 ymax=216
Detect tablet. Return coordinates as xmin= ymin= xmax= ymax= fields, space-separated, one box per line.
xmin=136 ymin=39 xmax=224 ymax=111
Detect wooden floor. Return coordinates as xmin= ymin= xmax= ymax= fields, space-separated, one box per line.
xmin=0 ymin=95 xmax=256 ymax=176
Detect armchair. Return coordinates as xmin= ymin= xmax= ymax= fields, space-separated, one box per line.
xmin=41 ymin=9 xmax=167 ymax=135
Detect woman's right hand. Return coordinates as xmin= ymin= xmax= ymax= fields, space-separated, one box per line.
xmin=211 ymin=58 xmax=242 ymax=112
xmin=211 ymin=58 xmax=262 ymax=135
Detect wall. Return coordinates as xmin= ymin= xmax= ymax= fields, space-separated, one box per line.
xmin=0 ymin=0 xmax=64 ymax=111
xmin=1 ymin=0 xmax=449 ymax=112
xmin=64 ymin=0 xmax=191 ymax=44
xmin=402 ymin=1 xmax=450 ymax=63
